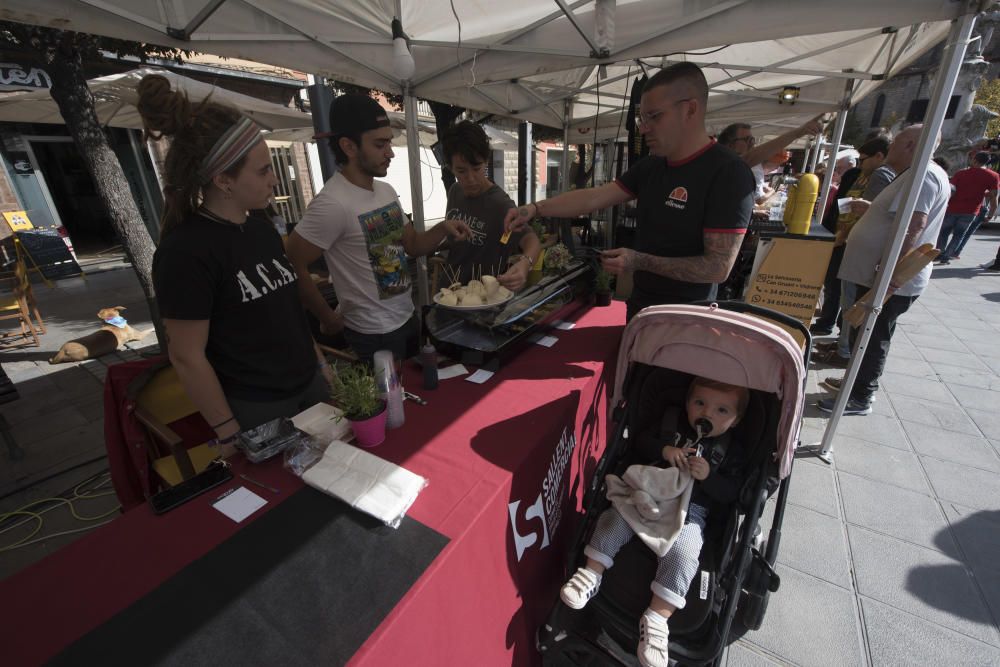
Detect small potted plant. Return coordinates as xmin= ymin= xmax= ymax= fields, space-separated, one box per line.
xmin=594 ymin=268 xmax=614 ymax=307
xmin=330 ymin=363 xmax=387 ymax=447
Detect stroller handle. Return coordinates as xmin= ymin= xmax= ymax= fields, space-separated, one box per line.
xmin=692 ymin=300 xmax=812 ymax=365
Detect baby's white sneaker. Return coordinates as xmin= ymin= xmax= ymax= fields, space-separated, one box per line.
xmin=637 ymin=608 xmax=670 ymax=667
xmin=559 ymin=567 xmax=602 ymax=610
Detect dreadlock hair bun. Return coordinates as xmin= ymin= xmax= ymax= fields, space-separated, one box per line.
xmin=136 ymin=74 xmax=191 ymax=139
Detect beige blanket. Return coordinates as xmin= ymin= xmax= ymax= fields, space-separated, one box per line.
xmin=606 ymin=464 xmax=694 ymax=557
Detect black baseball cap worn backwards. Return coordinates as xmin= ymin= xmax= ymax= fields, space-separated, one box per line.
xmin=328 ymin=94 xmax=391 ymax=138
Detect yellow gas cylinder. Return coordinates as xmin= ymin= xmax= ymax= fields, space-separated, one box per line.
xmin=782 ymin=172 xmax=820 ymax=235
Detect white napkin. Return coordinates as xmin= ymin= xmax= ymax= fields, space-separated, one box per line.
xmin=301 ymin=440 xmax=427 ymax=528
xmin=291 ymin=402 xmax=352 ymax=443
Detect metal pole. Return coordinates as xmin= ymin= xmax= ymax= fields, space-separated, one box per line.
xmin=800 ymin=138 xmax=812 ymax=173
xmin=518 ymin=121 xmax=533 ymax=205
xmin=816 ymin=11 xmax=978 ymax=462
xmin=814 ymin=78 xmax=855 ymax=229
xmin=807 ymin=137 xmax=823 ymax=173
xmin=560 ymin=99 xmax=573 ymax=193
xmin=306 ymin=75 xmax=337 ymax=182
xmin=404 ymin=86 xmax=430 ymax=310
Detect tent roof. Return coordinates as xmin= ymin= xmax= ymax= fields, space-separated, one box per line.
xmin=0 ymin=67 xmax=312 ymax=132
xmin=0 ymin=1 xmax=976 ymax=138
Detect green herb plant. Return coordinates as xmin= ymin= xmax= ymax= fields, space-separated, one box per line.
xmin=330 ymin=363 xmax=383 ymax=421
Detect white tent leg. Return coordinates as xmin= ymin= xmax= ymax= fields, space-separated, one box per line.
xmin=405 ymin=86 xmax=429 ymax=310
xmin=800 ymin=138 xmax=812 ymax=173
xmin=807 ymin=137 xmax=822 ymax=173
xmin=814 ymin=78 xmax=855 ymax=228
xmin=815 ymin=11 xmax=978 ymax=463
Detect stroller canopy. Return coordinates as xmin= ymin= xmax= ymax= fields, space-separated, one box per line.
xmin=612 ymin=305 xmax=806 ymax=479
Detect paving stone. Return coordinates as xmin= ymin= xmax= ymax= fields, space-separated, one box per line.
xmin=879 ymin=372 xmax=956 ymax=405
xmin=848 ymin=525 xmax=997 ymax=643
xmin=833 ymin=435 xmax=931 ymax=494
xmin=940 ymin=503 xmax=1000 ymax=576
xmin=935 ymin=363 xmax=1000 ymax=390
xmin=861 ymin=597 xmax=1000 ymax=665
xmin=8 ymin=406 xmax=88 ymax=446
xmin=966 ymin=408 xmax=1000 ymax=440
xmin=902 ymin=423 xmax=1000 ymax=473
xmin=828 ymin=411 xmax=911 ymax=451
xmin=742 ymin=566 xmax=864 ymax=667
xmin=922 ymin=458 xmax=1000 ymax=513
xmin=921 ymin=348 xmax=991 ymax=371
xmin=882 ymin=355 xmax=938 ymax=379
xmin=838 ymin=471 xmax=957 ymax=556
xmin=766 ymin=500 xmax=851 ymax=589
xmin=945 ymin=383 xmax=1000 ymax=414
xmin=724 ymin=642 xmax=785 ymax=667
xmin=906 ymin=332 xmax=970 ymax=353
xmin=893 ymin=401 xmax=981 ymax=436
xmin=788 ymin=458 xmax=840 ymax=518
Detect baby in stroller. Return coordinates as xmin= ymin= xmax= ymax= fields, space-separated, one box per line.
xmin=558 ymin=375 xmax=750 ymax=667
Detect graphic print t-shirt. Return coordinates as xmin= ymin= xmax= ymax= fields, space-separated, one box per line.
xmin=444 ymin=183 xmax=522 ymax=283
xmin=294 ymin=172 xmax=414 ymax=334
xmin=153 ymin=212 xmax=316 ymax=401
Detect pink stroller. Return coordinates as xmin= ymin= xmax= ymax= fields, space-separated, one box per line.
xmin=537 ymin=301 xmax=808 ymax=666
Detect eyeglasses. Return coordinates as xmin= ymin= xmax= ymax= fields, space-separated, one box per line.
xmin=732 ymin=135 xmax=756 ymax=147
xmin=635 ymin=98 xmax=694 ymax=128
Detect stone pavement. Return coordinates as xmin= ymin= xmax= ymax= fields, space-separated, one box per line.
xmin=0 ymin=264 xmax=155 ymax=579
xmin=724 ymin=227 xmax=1000 ymax=666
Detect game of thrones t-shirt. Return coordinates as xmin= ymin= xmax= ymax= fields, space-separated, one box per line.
xmin=616 ymin=142 xmax=754 ymax=303
xmin=444 ymin=182 xmax=523 ymax=283
xmin=152 ymin=212 xmax=317 ymax=402
xmin=294 ymin=172 xmax=414 ymax=334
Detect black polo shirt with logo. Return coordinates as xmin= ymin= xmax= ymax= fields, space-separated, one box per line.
xmin=615 ymin=141 xmax=754 ymax=304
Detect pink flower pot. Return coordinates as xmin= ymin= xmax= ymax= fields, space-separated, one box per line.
xmin=350 ymin=401 xmax=387 ymax=447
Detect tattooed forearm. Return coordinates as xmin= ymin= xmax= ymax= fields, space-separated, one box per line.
xmin=630 ymin=233 xmax=744 ymax=283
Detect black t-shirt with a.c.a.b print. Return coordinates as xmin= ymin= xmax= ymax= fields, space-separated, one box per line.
xmin=153 ymin=212 xmax=316 ymax=401
xmin=616 ymin=142 xmax=754 ymax=303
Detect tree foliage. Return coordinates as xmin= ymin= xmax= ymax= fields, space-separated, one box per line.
xmin=975 ymin=77 xmax=1000 ymax=139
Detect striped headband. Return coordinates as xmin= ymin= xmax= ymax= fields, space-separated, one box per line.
xmin=197 ymin=116 xmax=263 ymax=185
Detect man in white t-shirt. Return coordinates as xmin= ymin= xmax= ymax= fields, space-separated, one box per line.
xmin=818 ymin=125 xmax=950 ymax=415
xmin=287 ymin=95 xmax=470 ymax=363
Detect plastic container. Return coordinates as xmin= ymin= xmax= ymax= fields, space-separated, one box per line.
xmin=373 ymin=349 xmax=405 ymax=429
xmin=420 ymin=343 xmax=438 ymax=390
xmin=782 ymin=172 xmax=819 ymax=234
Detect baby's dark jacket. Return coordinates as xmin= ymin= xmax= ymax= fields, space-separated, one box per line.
xmin=635 ymin=404 xmax=749 ymax=508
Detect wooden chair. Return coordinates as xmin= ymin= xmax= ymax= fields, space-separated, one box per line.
xmin=132 ymin=365 xmax=220 ymax=488
xmin=0 ymin=259 xmax=45 ymax=347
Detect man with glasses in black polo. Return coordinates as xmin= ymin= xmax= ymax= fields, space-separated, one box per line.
xmin=504 ymin=62 xmax=756 ymax=321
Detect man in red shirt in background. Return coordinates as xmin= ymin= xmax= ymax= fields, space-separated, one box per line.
xmin=936 ymin=151 xmax=999 ymax=264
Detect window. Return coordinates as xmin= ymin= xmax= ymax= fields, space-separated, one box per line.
xmin=906 ymin=96 xmax=961 ymax=123
xmin=871 ymin=94 xmax=885 ymax=127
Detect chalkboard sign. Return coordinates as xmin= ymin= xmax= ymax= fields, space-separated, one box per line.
xmin=15 ymin=229 xmax=83 ymax=280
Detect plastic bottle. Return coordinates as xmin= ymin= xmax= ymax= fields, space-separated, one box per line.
xmin=420 ymin=343 xmax=438 ymax=390
xmin=373 ymin=349 xmax=405 ymax=429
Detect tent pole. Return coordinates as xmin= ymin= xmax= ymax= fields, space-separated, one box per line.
xmin=404 ymin=85 xmax=430 ymax=310
xmin=307 ymin=75 xmax=337 ymax=182
xmin=560 ymin=99 xmax=573 ymax=193
xmin=815 ymin=11 xmax=978 ymax=463
xmin=800 ymin=138 xmax=812 ymax=173
xmin=807 ymin=136 xmax=822 ymax=173
xmin=814 ymin=78 xmax=855 ymax=229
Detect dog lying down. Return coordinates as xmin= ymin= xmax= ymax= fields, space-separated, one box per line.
xmin=49 ymin=307 xmax=154 ymax=364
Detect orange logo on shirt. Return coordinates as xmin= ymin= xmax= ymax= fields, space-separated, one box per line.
xmin=669 ymin=187 xmax=688 ymax=202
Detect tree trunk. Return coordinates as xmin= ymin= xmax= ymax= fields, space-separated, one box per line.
xmin=41 ymin=32 xmax=164 ymax=344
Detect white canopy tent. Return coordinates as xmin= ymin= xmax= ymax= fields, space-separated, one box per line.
xmin=2 ymin=1 xmax=992 ymax=464
xmin=0 ymin=67 xmax=313 ymax=133
xmin=0 ymin=1 xmax=971 ymax=138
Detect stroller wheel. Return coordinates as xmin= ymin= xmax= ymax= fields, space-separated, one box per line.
xmin=737 ymin=589 xmax=770 ymax=631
